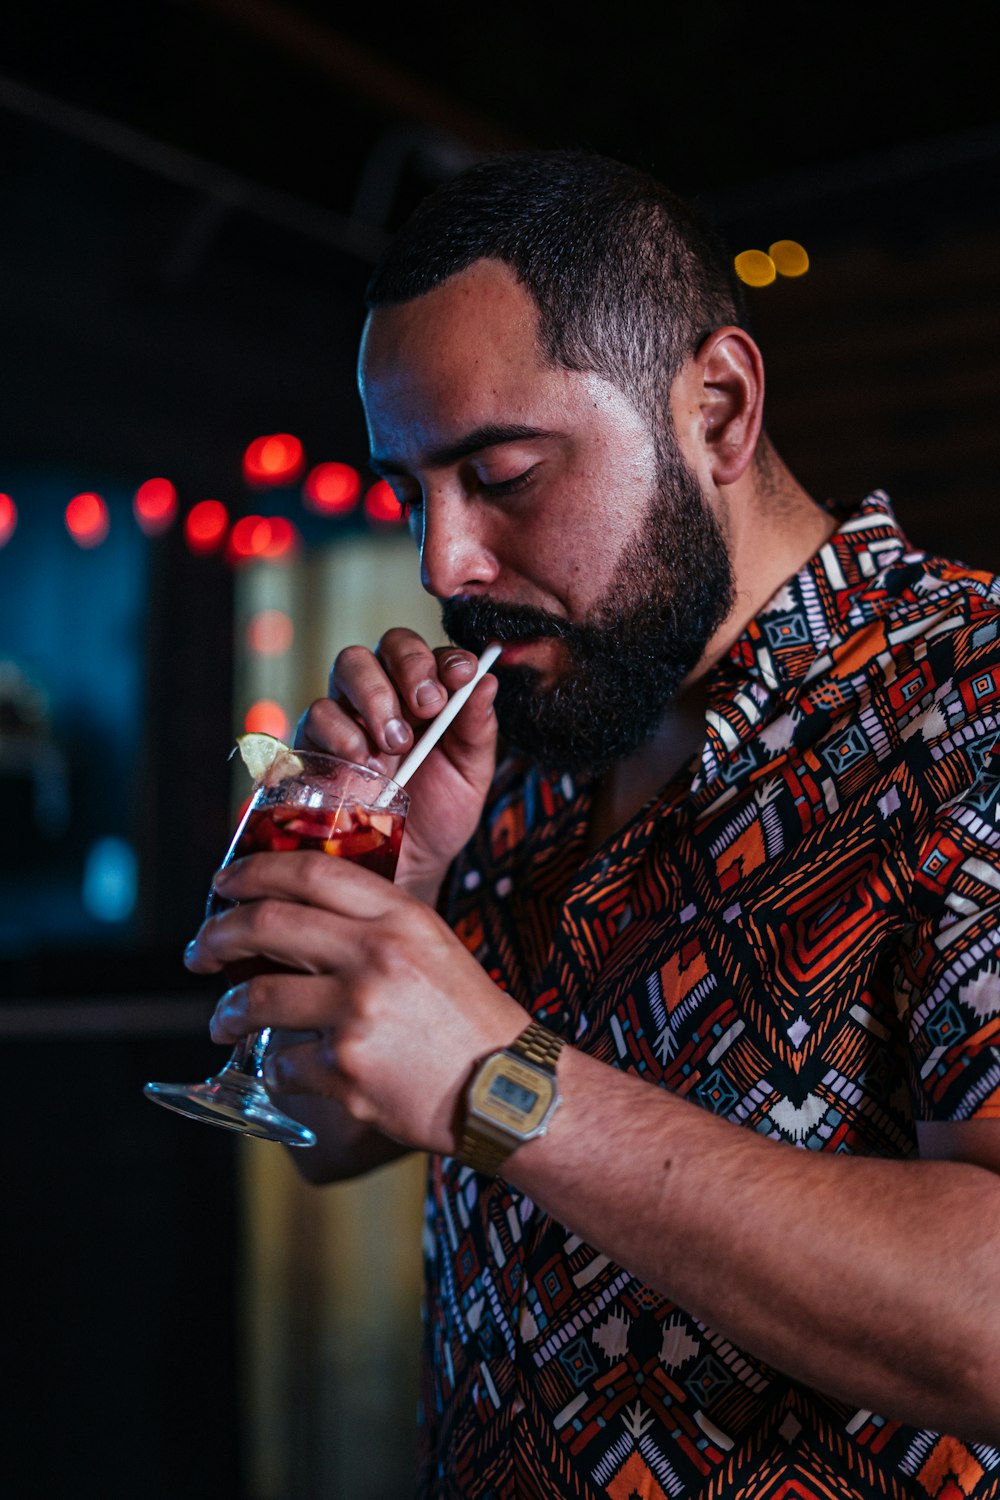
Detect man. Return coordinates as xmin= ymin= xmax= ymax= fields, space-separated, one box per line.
xmin=189 ymin=153 xmax=1000 ymax=1498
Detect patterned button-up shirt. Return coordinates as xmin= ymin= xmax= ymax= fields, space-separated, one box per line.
xmin=421 ymin=492 xmax=1000 ymax=1499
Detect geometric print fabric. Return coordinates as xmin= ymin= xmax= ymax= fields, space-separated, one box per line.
xmin=421 ymin=493 xmax=1000 ymax=1499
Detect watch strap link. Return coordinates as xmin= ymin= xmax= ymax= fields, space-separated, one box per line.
xmin=457 ymin=1129 xmax=512 ymax=1178
xmin=509 ymin=1020 xmax=565 ymax=1072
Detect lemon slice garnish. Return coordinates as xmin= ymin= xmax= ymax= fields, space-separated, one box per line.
xmin=233 ymin=732 xmax=304 ymax=786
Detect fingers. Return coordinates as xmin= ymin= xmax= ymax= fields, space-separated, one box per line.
xmin=186 ymin=855 xmax=398 ymax=976
xmin=210 ymin=972 xmax=341 ymax=1046
xmin=208 ymin=974 xmax=382 ymax=1122
xmin=212 ymin=850 xmax=396 ymax=917
xmin=264 ymin=1030 xmax=342 ymax=1101
xmin=295 ymin=695 xmax=387 ymax=771
xmin=300 ymin=631 xmax=484 ymax=763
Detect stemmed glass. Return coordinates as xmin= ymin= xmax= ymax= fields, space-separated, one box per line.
xmin=144 ymin=752 xmax=409 ymax=1146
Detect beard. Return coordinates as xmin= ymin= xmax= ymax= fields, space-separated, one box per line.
xmin=440 ymin=439 xmax=735 ymax=777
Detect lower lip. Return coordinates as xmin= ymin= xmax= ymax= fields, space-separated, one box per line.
xmin=496 ymin=640 xmax=539 ymax=664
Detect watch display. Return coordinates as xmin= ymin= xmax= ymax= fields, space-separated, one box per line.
xmin=488 ymin=1074 xmax=540 ymax=1113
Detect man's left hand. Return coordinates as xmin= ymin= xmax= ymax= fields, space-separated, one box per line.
xmin=184 ymin=849 xmax=527 ymax=1153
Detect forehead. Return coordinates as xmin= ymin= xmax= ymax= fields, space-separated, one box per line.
xmin=359 ymin=261 xmax=561 ymax=442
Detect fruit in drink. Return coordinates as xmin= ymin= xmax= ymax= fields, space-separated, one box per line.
xmin=233 ymin=799 xmax=404 ymax=876
xmin=208 ymin=794 xmax=404 ymax=981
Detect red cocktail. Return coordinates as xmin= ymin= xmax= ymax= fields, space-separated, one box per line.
xmin=144 ymin=751 xmax=409 ymax=1145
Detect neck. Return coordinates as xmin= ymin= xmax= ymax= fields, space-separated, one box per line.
xmin=588 ymin=451 xmax=837 ymax=849
xmin=694 ymin=448 xmax=836 ymax=682
xmin=588 ymin=682 xmax=711 ymax=851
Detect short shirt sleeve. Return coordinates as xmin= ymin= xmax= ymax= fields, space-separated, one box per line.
xmin=898 ymin=727 xmax=1000 ymax=1122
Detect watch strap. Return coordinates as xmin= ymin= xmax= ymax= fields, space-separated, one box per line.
xmin=509 ymin=1019 xmax=565 ymax=1072
xmin=456 ymin=1129 xmax=512 ymax=1178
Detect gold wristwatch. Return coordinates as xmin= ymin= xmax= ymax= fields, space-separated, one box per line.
xmin=458 ymin=1019 xmax=565 ymax=1177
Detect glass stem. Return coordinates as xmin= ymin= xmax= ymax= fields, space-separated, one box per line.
xmin=224 ymin=1027 xmax=272 ymax=1083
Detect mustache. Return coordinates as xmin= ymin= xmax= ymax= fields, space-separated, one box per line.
xmin=441 ymin=596 xmax=575 ymax=652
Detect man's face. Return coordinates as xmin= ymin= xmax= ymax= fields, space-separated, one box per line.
xmin=359 ymin=260 xmax=734 ymax=775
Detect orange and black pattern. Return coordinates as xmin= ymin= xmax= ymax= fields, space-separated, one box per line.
xmin=421 ymin=493 xmax=1000 ymax=1499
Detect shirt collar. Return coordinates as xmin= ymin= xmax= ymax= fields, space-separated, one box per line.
xmin=699 ymin=490 xmax=911 ymax=768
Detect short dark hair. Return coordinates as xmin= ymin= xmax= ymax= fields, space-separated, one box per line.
xmin=365 ymin=150 xmax=748 ymax=433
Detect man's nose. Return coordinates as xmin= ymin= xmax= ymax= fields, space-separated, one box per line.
xmin=418 ymin=492 xmax=500 ymax=599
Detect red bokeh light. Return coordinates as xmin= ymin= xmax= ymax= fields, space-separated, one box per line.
xmin=65 ymin=492 xmax=110 ymax=548
xmin=227 ymin=514 xmax=299 ymax=564
xmin=185 ymin=499 xmax=229 ymax=554
xmin=364 ymin=479 xmax=405 ymax=526
xmin=303 ymin=462 xmax=361 ymax=515
xmin=243 ymin=433 xmax=305 ymax=487
xmin=134 ymin=477 xmax=178 ymax=535
xmin=0 ymin=494 xmax=17 ymax=548
xmin=243 ymin=700 xmax=290 ymax=739
xmin=246 ymin=609 xmax=295 ymax=656
xmin=262 ymin=515 xmax=297 ymax=558
xmin=229 ymin=515 xmax=273 ymax=561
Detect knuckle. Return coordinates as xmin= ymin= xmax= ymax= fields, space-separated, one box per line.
xmin=333 ymin=643 xmax=375 ymax=683
xmin=300 ymin=697 xmax=371 ymax=758
xmin=377 ymin=626 xmax=425 ymax=654
xmin=243 ymin=972 xmax=275 ymax=1023
xmin=299 ymin=697 xmax=333 ymax=735
xmin=247 ymin=898 xmax=281 ymax=941
xmin=299 ymin=850 xmax=335 ymax=898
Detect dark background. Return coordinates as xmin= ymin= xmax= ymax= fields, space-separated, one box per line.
xmin=1 ymin=5 xmax=997 ymax=1496
xmin=2 ymin=1 xmax=998 ymax=543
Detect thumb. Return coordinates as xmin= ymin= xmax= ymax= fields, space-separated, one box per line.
xmin=440 ymin=672 xmax=499 ymax=782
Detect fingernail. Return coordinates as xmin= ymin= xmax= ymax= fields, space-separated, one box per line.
xmin=367 ymin=754 xmax=388 ymax=774
xmin=442 ymin=653 xmax=475 ymax=677
xmin=415 ymin=680 xmax=445 ymax=708
xmin=184 ymin=940 xmax=198 ymax=964
xmin=215 ymin=987 xmax=245 ymax=1021
xmin=385 ymin=718 xmax=410 ymax=750
xmin=212 ymin=865 xmax=232 ymax=887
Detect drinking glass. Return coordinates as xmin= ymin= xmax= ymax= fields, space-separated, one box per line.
xmin=144 ymin=752 xmax=409 ymax=1146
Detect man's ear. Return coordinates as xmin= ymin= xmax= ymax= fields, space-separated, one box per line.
xmin=682 ymin=327 xmax=765 ymax=487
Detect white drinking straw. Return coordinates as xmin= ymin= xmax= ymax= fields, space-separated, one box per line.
xmin=389 ymin=642 xmax=502 ymax=790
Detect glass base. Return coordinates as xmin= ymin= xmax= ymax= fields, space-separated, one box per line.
xmin=143 ymin=1071 xmax=317 ymax=1147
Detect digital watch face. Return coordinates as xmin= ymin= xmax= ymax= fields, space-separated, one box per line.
xmin=469 ymin=1053 xmax=556 ymax=1137
xmin=488 ymin=1074 xmax=539 ymax=1113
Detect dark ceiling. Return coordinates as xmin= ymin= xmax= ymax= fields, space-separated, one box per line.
xmin=1 ymin=1 xmax=998 ymax=510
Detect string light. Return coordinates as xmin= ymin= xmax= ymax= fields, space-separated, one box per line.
xmin=0 ymin=494 xmax=17 ymax=547
xmin=228 ymin=515 xmax=301 ymax=564
xmin=262 ymin=516 xmax=298 ymax=559
xmin=734 ymin=250 xmax=776 ymax=288
xmin=134 ymin=477 xmax=178 ymax=535
xmin=244 ymin=699 xmax=290 ymax=739
xmin=735 ymin=240 xmax=810 ymax=287
xmin=303 ymin=462 xmax=361 ymax=515
xmin=65 ymin=492 xmax=110 ymax=547
xmin=243 ymin=433 xmax=305 ymax=487
xmin=5 ymin=435 xmax=404 ymax=557
xmin=185 ymin=499 xmax=229 ymax=554
xmin=769 ymin=240 xmax=810 ymax=277
xmin=364 ymin=479 xmax=405 ymax=526
xmin=246 ymin=609 xmax=294 ymax=656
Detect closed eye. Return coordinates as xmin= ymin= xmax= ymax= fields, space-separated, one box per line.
xmin=479 ymin=467 xmax=537 ymax=500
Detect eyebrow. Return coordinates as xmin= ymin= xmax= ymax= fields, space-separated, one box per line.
xmin=369 ymin=423 xmax=554 ymax=478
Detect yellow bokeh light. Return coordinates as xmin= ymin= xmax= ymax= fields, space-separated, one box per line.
xmin=734 ymin=250 xmax=776 ymax=288
xmin=769 ymin=240 xmax=810 ymax=278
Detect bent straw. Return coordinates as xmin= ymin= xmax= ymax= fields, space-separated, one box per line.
xmin=388 ymin=642 xmax=502 ymax=792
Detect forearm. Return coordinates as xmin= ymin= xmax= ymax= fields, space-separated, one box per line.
xmin=507 ymin=1046 xmax=1000 ymax=1441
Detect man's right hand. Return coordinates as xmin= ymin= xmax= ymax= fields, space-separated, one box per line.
xmin=295 ymin=628 xmax=499 ymax=905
